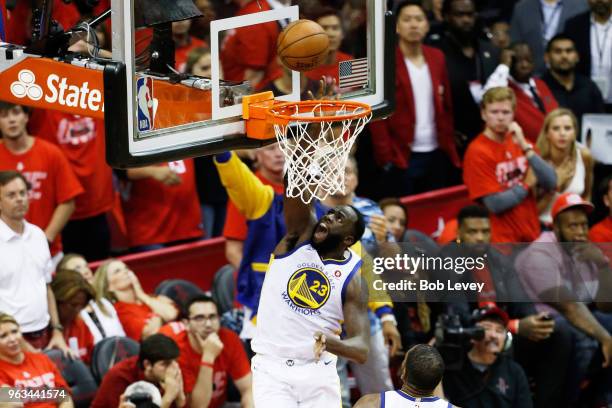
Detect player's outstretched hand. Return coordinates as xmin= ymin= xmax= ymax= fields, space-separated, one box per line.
xmin=307 ymin=77 xmax=339 ymax=101
xmin=313 ymin=331 xmax=327 ymax=361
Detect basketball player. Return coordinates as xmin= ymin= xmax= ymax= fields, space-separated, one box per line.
xmin=250 ymin=174 xmax=371 ymax=407
xmin=354 ymin=344 xmax=455 ymax=408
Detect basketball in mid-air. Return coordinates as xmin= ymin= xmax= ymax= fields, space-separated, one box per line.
xmin=277 ymin=19 xmax=330 ymax=72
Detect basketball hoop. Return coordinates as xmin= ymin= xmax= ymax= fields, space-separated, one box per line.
xmin=267 ymin=100 xmax=372 ymax=204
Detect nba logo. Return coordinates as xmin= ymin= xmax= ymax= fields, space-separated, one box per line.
xmin=137 ymin=77 xmax=155 ymax=132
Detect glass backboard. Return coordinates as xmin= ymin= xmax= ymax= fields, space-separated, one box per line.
xmin=104 ymin=0 xmax=394 ymax=168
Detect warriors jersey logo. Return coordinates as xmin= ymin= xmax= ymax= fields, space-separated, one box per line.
xmin=287 ymin=267 xmax=330 ymax=310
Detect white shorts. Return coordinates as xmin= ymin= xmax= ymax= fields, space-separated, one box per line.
xmin=252 ymin=353 xmax=342 ymax=408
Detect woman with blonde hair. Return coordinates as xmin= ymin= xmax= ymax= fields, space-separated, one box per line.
xmin=536 ymin=108 xmax=594 ymax=226
xmin=0 ymin=313 xmax=74 ymax=408
xmin=93 ymin=259 xmax=178 ymax=341
xmin=56 ymin=253 xmax=126 ymax=343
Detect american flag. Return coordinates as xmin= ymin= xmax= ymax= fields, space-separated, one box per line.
xmin=338 ymin=58 xmax=368 ymax=89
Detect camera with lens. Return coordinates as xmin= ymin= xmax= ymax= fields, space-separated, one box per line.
xmin=434 ymin=314 xmax=485 ymax=370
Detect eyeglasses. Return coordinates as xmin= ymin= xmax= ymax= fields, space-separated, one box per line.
xmin=189 ymin=314 xmax=219 ymax=323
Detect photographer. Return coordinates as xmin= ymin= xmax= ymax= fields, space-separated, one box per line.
xmin=442 ymin=307 xmax=532 ymax=408
xmin=437 ymin=205 xmax=572 ymax=407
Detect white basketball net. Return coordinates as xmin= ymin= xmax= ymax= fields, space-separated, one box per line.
xmin=269 ymin=101 xmax=372 ymax=204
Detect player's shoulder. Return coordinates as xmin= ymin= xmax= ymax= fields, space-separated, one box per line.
xmin=353 ymin=392 xmax=381 ymax=408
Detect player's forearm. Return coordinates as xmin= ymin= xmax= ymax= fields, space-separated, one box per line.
xmin=214 ymin=152 xmax=274 ymax=219
xmin=45 ymin=200 xmax=75 ymax=242
xmin=325 ymin=335 xmax=369 ymax=364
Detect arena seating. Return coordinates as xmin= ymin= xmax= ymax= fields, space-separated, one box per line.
xmin=91 ymin=186 xmax=470 ymax=292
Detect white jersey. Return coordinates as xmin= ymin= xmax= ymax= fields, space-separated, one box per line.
xmin=251 ymin=241 xmax=362 ymax=360
xmin=382 ymin=391 xmax=452 ymax=407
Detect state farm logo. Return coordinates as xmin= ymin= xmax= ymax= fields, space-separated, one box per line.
xmin=9 ymin=69 xmax=104 ymax=112
xmin=11 ymin=70 xmax=43 ymax=101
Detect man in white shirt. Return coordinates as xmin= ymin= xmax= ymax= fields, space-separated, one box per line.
xmin=0 ymin=171 xmax=72 ymax=356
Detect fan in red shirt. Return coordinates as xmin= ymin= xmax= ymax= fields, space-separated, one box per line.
xmin=590 ymin=175 xmax=612 ymax=243
xmin=223 ymin=144 xmax=285 ymax=269
xmin=159 ymin=295 xmax=252 ymax=408
xmin=304 ymin=7 xmax=353 ymax=86
xmin=50 ymin=271 xmax=95 ymax=365
xmin=463 ymin=87 xmax=556 ymax=243
xmin=123 ymin=160 xmax=202 ymax=250
xmin=0 ymin=103 xmax=83 ymax=256
xmin=0 ymin=313 xmax=73 ymax=408
xmin=220 ymin=0 xmax=279 ymax=89
xmin=91 ymin=333 xmax=185 ymax=408
xmin=92 ymin=259 xmax=179 ymax=341
xmin=28 ymin=110 xmax=114 ymax=261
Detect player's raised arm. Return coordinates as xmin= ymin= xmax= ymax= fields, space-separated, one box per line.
xmin=314 ymin=271 xmax=370 ymax=364
xmin=275 ymin=169 xmax=318 ymax=255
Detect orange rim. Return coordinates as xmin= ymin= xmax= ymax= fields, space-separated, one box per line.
xmin=266 ymin=100 xmax=372 ymax=125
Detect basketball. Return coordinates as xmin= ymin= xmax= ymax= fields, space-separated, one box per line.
xmin=277 ymin=19 xmax=330 ymax=72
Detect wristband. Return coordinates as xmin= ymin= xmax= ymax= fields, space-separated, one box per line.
xmin=522 ymin=143 xmax=534 ymax=154
xmin=380 ymin=314 xmax=397 ymax=326
xmin=200 ymin=361 xmax=214 ymax=369
xmin=215 ymin=152 xmax=232 ymax=163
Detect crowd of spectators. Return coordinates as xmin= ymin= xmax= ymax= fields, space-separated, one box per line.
xmin=1 ymin=0 xmax=612 ymax=407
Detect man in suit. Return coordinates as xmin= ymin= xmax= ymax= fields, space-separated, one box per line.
xmin=564 ymin=0 xmax=612 ymax=110
xmin=427 ymin=0 xmax=500 ymax=155
xmin=371 ymin=0 xmax=460 ymax=197
xmin=510 ymin=0 xmax=588 ymax=75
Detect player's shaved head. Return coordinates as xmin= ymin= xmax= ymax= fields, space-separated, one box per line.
xmin=402 ymin=344 xmax=445 ymax=393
